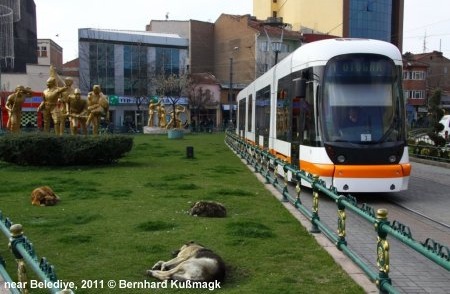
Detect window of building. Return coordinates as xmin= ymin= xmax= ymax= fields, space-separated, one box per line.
xmin=412 ymin=90 xmax=425 ymax=99
xmin=412 ymin=71 xmax=425 ymax=80
xmin=89 ymin=42 xmax=115 ymax=94
xmin=37 ymin=46 xmax=48 ymax=57
xmin=155 ymin=47 xmax=180 ymax=76
xmin=124 ymin=44 xmax=148 ymax=96
xmin=403 ymin=71 xmax=410 ymax=80
xmin=260 ymin=41 xmax=269 ymax=52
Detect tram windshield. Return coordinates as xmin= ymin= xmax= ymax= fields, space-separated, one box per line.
xmin=322 ymin=54 xmax=404 ymax=144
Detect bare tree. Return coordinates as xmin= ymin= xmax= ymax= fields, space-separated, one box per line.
xmin=187 ymin=85 xmax=215 ymax=131
xmin=151 ymin=71 xmax=192 ymax=128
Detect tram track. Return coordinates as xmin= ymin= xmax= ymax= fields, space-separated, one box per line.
xmin=388 ymin=198 xmax=450 ymax=230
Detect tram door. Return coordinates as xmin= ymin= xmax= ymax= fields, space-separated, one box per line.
xmin=290 ymin=78 xmax=306 ymax=168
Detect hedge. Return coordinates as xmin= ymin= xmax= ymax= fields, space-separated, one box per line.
xmin=0 ymin=133 xmax=133 ymax=166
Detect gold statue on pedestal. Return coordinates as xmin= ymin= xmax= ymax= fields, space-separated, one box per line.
xmin=147 ymin=99 xmax=161 ymax=127
xmin=158 ymin=104 xmax=167 ymax=128
xmin=5 ymin=85 xmax=33 ymax=133
xmin=38 ymin=66 xmax=69 ymax=135
xmin=59 ymin=77 xmax=75 ymax=134
xmin=38 ymin=77 xmax=67 ymax=135
xmin=166 ymin=105 xmax=186 ymax=129
xmin=86 ymin=85 xmax=109 ymax=135
xmin=67 ymin=88 xmax=88 ymax=135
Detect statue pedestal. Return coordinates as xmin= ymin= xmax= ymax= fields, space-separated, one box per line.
xmin=167 ymin=129 xmax=184 ymax=139
xmin=143 ymin=126 xmax=168 ymax=134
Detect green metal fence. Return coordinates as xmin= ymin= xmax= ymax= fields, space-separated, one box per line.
xmin=0 ymin=211 xmax=72 ymax=294
xmin=225 ymin=131 xmax=450 ymax=294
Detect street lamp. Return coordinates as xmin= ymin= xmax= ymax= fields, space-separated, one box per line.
xmin=272 ymin=41 xmax=283 ymax=66
xmin=228 ymin=46 xmax=239 ymax=129
xmin=262 ymin=17 xmax=286 ymax=67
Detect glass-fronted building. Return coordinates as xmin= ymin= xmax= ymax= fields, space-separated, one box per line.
xmin=348 ymin=0 xmax=392 ymax=41
xmin=78 ymin=28 xmax=189 ymax=129
xmin=252 ymin=0 xmax=404 ymax=51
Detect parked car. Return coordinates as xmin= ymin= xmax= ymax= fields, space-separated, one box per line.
xmin=438 ymin=115 xmax=450 ymax=139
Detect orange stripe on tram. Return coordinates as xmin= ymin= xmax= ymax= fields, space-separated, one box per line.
xmin=334 ymin=164 xmax=408 ymax=178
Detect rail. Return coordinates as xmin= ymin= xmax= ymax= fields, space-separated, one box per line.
xmin=0 ymin=211 xmax=73 ymax=294
xmin=225 ymin=131 xmax=450 ymax=294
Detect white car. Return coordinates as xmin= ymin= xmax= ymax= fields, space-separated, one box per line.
xmin=439 ymin=115 xmax=450 ymax=139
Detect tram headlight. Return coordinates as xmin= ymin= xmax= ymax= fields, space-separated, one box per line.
xmin=337 ymin=155 xmax=346 ymax=163
xmin=388 ymin=155 xmax=397 ymax=163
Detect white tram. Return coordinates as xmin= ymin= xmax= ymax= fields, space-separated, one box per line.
xmin=236 ymin=38 xmax=411 ymax=193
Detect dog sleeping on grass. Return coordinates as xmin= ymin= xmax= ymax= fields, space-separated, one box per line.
xmin=31 ymin=186 xmax=60 ymax=206
xmin=147 ymin=241 xmax=226 ymax=282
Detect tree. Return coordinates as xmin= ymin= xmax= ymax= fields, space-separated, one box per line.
xmin=187 ymin=85 xmax=215 ymax=131
xmin=427 ymin=88 xmax=446 ymax=146
xmin=151 ymin=71 xmax=192 ymax=129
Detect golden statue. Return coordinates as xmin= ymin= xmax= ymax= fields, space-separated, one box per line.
xmin=86 ymin=85 xmax=109 ymax=135
xmin=147 ymin=99 xmax=161 ymax=127
xmin=5 ymin=85 xmax=33 ymax=133
xmin=166 ymin=105 xmax=186 ymax=129
xmin=67 ymin=88 xmax=88 ymax=135
xmin=59 ymin=77 xmax=75 ymax=134
xmin=158 ymin=104 xmax=167 ymax=128
xmin=38 ymin=77 xmax=67 ymax=135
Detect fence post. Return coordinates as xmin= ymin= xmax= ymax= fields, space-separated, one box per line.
xmin=281 ymin=166 xmax=289 ymax=202
xmin=294 ymin=173 xmax=302 ymax=208
xmin=265 ymin=154 xmax=271 ymax=184
xmin=8 ymin=224 xmax=30 ymax=294
xmin=310 ymin=175 xmax=321 ymax=233
xmin=375 ymin=208 xmax=392 ymax=293
xmin=336 ymin=195 xmax=347 ymax=249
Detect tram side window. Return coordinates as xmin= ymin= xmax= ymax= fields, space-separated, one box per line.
xmin=256 ymin=86 xmax=271 ymax=138
xmin=302 ymin=80 xmax=316 ymax=146
xmin=276 ymin=78 xmax=290 ymax=141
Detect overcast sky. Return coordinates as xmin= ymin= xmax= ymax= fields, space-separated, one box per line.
xmin=35 ymin=0 xmax=450 ymax=62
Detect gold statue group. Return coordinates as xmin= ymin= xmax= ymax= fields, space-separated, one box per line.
xmin=5 ymin=67 xmax=187 ymax=134
xmin=147 ymin=99 xmax=186 ymax=129
xmin=5 ymin=68 xmax=109 ymax=135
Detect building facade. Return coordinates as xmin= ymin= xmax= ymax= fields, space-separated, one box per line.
xmin=146 ymin=20 xmax=215 ymax=74
xmin=403 ymin=53 xmax=429 ymax=126
xmin=0 ymin=0 xmax=37 ymax=74
xmin=253 ymin=0 xmax=404 ymax=51
xmin=213 ymin=14 xmax=303 ymax=123
xmin=37 ymin=39 xmax=63 ymax=70
xmin=78 ymin=28 xmax=189 ymax=129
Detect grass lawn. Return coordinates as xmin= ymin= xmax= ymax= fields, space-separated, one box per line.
xmin=0 ymin=133 xmax=364 ymax=293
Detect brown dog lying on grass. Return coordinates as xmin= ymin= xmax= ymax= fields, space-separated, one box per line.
xmin=147 ymin=241 xmax=226 ymax=282
xmin=31 ymin=186 xmax=60 ymax=206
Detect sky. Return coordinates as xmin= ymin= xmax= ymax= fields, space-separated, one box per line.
xmin=35 ymin=0 xmax=450 ymax=63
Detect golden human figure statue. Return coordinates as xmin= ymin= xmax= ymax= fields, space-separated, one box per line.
xmin=166 ymin=105 xmax=186 ymax=129
xmin=38 ymin=77 xmax=67 ymax=135
xmin=59 ymin=77 xmax=75 ymax=134
xmin=5 ymin=85 xmax=33 ymax=133
xmin=147 ymin=99 xmax=161 ymax=127
xmin=86 ymin=85 xmax=109 ymax=135
xmin=158 ymin=104 xmax=167 ymax=128
xmin=67 ymin=88 xmax=88 ymax=135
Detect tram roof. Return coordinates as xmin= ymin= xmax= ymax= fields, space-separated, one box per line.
xmin=290 ymin=38 xmax=403 ymax=70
